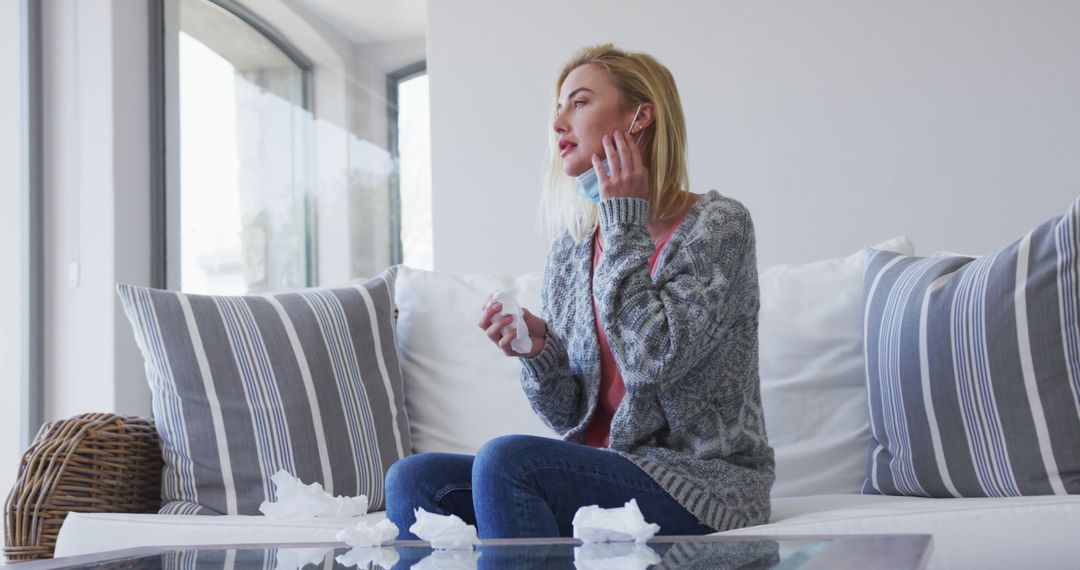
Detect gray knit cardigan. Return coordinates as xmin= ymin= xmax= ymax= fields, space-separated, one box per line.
xmin=519 ymin=190 xmax=774 ymax=532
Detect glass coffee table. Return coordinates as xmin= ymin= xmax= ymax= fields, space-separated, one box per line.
xmin=12 ymin=534 xmax=932 ymax=569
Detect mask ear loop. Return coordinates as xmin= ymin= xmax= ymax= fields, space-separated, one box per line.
xmin=627 ymin=104 xmax=645 ymax=145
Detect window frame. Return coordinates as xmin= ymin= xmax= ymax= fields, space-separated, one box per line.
xmin=387 ymin=61 xmax=427 ymax=266
xmin=20 ymin=0 xmax=44 ymax=448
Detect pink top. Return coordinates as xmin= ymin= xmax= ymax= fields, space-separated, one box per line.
xmin=582 ymin=212 xmax=689 ymax=448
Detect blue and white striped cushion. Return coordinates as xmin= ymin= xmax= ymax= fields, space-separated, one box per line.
xmin=116 ymin=267 xmax=410 ymax=515
xmin=861 ymin=198 xmax=1080 ymax=497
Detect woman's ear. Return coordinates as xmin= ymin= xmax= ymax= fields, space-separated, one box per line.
xmin=632 ymin=103 xmax=656 ymax=134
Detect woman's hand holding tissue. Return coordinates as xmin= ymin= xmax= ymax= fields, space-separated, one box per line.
xmin=478 ymin=291 xmax=547 ymax=358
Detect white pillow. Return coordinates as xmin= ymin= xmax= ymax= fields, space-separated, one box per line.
xmin=393 ymin=266 xmax=558 ymax=454
xmin=931 ymin=250 xmax=979 ymax=258
xmin=758 ymin=237 xmax=914 ymax=498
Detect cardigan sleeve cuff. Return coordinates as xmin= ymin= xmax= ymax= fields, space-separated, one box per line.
xmin=520 ymin=329 xmax=566 ymax=376
xmin=598 ymin=197 xmax=650 ymax=231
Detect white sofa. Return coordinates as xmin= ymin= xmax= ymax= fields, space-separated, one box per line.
xmin=54 ymin=239 xmax=1080 ymax=568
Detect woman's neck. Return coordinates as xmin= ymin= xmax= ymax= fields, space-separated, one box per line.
xmin=646 ymin=191 xmax=699 ymax=244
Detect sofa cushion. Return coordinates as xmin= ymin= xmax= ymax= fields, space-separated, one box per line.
xmin=862 ymin=197 xmax=1080 ymax=497
xmin=116 ymin=269 xmax=410 ymax=515
xmin=393 ymin=266 xmax=557 ymax=454
xmin=758 ymin=236 xmax=914 ymax=497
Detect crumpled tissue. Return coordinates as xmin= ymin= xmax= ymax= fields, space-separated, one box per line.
xmin=411 ymin=549 xmax=481 ymax=570
xmin=490 ymin=290 xmax=531 ymax=354
xmin=409 ymin=507 xmax=480 ymax=549
xmin=336 ymin=518 xmax=399 ymax=547
xmin=335 ymin=546 xmax=400 ymax=570
xmin=273 ymin=547 xmax=332 ymax=570
xmin=571 ymin=499 xmax=661 ymax=544
xmin=573 ymin=542 xmax=661 ymax=570
xmin=258 ymin=470 xmax=369 ymax=518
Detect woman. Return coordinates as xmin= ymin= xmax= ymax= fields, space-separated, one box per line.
xmin=385 ymin=44 xmax=774 ymax=539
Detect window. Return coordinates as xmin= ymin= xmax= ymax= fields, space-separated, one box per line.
xmin=173 ymin=0 xmax=430 ymax=291
xmin=390 ymin=65 xmax=433 ymax=270
xmin=177 ymin=0 xmax=313 ymax=294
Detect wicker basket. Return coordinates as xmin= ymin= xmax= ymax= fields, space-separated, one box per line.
xmin=4 ymin=413 xmax=163 ymax=562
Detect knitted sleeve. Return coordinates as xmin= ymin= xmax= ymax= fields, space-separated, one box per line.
xmin=517 ymin=232 xmax=588 ymax=435
xmin=593 ymin=196 xmax=752 ymax=390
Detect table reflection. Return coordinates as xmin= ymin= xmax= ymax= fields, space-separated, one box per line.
xmin=156 ymin=538 xmax=785 ymax=570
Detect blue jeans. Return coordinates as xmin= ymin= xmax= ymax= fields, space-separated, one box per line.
xmin=384 ymin=434 xmax=715 ymax=539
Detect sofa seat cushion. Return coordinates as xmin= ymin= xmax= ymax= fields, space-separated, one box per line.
xmin=53 ymin=511 xmax=388 ymax=558
xmin=722 ymin=494 xmax=1080 ymax=569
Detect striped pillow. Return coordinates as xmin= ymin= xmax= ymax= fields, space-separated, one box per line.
xmin=116 ymin=268 xmax=410 ymax=515
xmin=861 ymin=198 xmax=1080 ymax=497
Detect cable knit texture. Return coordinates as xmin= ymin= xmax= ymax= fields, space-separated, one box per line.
xmin=519 ymin=190 xmax=774 ymax=531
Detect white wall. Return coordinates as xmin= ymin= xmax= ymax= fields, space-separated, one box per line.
xmin=428 ymin=0 xmax=1080 ymax=274
xmin=42 ymin=0 xmax=152 ymax=419
xmin=0 ymin=0 xmax=25 ymax=499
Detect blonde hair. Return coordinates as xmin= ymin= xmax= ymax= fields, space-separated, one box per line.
xmin=539 ymin=44 xmax=691 ymax=242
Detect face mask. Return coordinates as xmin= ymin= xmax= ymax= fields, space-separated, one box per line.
xmin=574 ymin=158 xmax=611 ymax=204
xmin=575 ymin=104 xmax=645 ymax=204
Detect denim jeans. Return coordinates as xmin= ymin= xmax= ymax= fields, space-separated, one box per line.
xmin=384 ymin=434 xmax=715 ymax=539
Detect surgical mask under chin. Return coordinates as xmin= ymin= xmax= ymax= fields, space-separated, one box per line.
xmin=573 ymin=104 xmax=644 ymax=205
xmin=575 ymin=158 xmax=611 ymax=204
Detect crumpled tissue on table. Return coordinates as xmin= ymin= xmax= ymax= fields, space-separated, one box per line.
xmin=258 ymin=470 xmax=369 ymax=518
xmin=409 ymin=507 xmax=481 ymax=550
xmin=412 ymin=550 xmax=481 ymax=570
xmin=335 ymin=545 xmax=400 ymax=570
xmin=334 ymin=518 xmax=400 ymax=568
xmin=490 ymin=290 xmax=532 ymax=354
xmin=336 ymin=518 xmax=399 ymax=547
xmin=572 ymin=499 xmax=661 ymax=544
xmin=273 ymin=547 xmax=333 ymax=570
xmin=573 ymin=542 xmax=661 ymax=570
